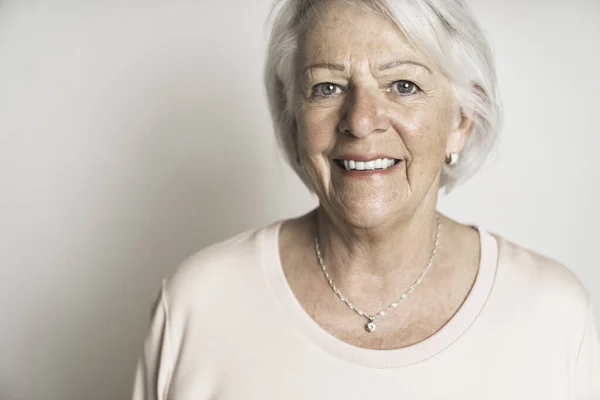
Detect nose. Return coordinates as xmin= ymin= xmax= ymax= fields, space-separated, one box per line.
xmin=338 ymin=86 xmax=389 ymax=138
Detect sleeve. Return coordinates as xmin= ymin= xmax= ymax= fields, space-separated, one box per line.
xmin=573 ymin=305 xmax=600 ymax=400
xmin=132 ymin=280 xmax=173 ymax=400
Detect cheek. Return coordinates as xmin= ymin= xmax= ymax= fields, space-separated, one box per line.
xmin=297 ymin=107 xmax=339 ymax=155
xmin=392 ymin=100 xmax=453 ymax=157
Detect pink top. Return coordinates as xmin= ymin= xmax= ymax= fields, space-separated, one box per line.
xmin=133 ymin=221 xmax=600 ymax=399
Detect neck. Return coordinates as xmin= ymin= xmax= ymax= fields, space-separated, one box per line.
xmin=314 ymin=202 xmax=441 ymax=291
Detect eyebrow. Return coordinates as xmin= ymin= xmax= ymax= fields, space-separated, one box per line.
xmin=303 ymin=60 xmax=432 ymax=74
xmin=302 ymin=63 xmax=346 ymax=74
xmin=379 ymin=60 xmax=432 ymax=74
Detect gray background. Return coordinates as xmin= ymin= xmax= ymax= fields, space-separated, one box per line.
xmin=0 ymin=0 xmax=598 ymax=399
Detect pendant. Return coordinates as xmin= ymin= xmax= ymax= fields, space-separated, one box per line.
xmin=366 ymin=321 xmax=376 ymax=333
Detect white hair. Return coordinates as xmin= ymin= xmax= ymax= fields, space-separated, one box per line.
xmin=264 ymin=0 xmax=502 ymax=192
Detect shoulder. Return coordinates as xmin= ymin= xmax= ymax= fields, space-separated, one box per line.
xmin=163 ymin=220 xmax=282 ymax=309
xmin=496 ymin=236 xmax=590 ymax=299
xmin=491 ymin=233 xmax=592 ymax=329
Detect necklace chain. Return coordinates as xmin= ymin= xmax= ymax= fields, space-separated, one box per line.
xmin=314 ymin=214 xmax=441 ymax=332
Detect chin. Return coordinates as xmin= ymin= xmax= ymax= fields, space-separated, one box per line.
xmin=329 ymin=194 xmax=406 ymax=229
xmin=340 ymin=212 xmax=393 ymax=230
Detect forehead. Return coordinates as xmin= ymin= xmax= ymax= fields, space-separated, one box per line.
xmin=300 ymin=1 xmax=425 ymax=66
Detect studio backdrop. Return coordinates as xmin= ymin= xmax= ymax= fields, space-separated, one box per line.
xmin=0 ymin=0 xmax=598 ymax=399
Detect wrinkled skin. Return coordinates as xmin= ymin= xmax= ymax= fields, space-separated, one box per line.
xmin=295 ymin=1 xmax=473 ymax=230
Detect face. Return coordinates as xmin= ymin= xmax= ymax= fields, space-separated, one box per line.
xmin=295 ymin=1 xmax=473 ymax=228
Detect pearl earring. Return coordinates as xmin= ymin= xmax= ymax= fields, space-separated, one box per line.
xmin=445 ymin=153 xmax=459 ymax=166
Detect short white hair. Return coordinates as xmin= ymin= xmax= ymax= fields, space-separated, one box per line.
xmin=264 ymin=0 xmax=502 ymax=192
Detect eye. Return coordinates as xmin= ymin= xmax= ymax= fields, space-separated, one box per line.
xmin=394 ymin=80 xmax=420 ymax=96
xmin=313 ymin=83 xmax=343 ymax=97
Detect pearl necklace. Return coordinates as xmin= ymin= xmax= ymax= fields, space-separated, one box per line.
xmin=314 ymin=215 xmax=441 ymax=333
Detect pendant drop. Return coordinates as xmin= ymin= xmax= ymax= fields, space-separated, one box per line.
xmin=366 ymin=321 xmax=376 ymax=333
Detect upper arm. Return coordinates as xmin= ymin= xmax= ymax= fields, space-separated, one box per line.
xmin=132 ymin=280 xmax=173 ymax=400
xmin=572 ymin=304 xmax=600 ymax=400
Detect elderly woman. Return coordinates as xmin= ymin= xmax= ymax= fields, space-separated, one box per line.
xmin=132 ymin=0 xmax=600 ymax=398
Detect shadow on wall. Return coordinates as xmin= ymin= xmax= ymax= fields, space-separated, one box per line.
xmin=56 ymin=64 xmax=283 ymax=398
xmin=81 ymin=80 xmax=278 ymax=398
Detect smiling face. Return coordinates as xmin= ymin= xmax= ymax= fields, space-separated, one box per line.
xmin=295 ymin=1 xmax=473 ymax=228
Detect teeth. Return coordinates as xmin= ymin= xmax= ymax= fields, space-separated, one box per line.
xmin=340 ymin=158 xmax=397 ymax=171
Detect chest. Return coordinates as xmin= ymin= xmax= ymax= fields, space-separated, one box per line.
xmin=307 ymin=296 xmax=460 ymax=349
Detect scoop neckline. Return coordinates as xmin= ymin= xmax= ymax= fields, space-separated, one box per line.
xmin=263 ymin=219 xmax=499 ymax=369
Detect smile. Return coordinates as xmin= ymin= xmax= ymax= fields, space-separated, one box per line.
xmin=334 ymin=158 xmax=401 ymax=171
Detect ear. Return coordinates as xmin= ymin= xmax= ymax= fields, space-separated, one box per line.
xmin=446 ymin=106 xmax=475 ymax=155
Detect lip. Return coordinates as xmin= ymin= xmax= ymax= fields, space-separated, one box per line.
xmin=333 ymin=153 xmax=400 ymax=162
